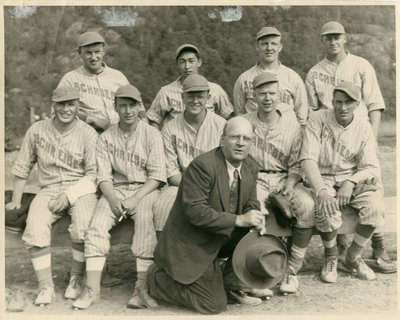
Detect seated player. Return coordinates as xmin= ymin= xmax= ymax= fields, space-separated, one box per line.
xmin=300 ymin=82 xmax=385 ymax=282
xmin=72 ymin=84 xmax=166 ymax=310
xmin=242 ymin=72 xmax=315 ymax=294
xmin=6 ymin=87 xmax=98 ymax=306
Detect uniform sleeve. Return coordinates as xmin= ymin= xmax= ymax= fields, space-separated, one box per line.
xmin=291 ymin=73 xmax=309 ymax=126
xmin=146 ymin=130 xmax=167 ymax=183
xmin=305 ymin=70 xmax=320 ymax=111
xmin=211 ymin=85 xmax=234 ymax=119
xmin=96 ymin=134 xmax=114 ymax=185
xmin=161 ymin=126 xmax=181 ymax=179
xmin=233 ymin=76 xmax=246 ymax=115
xmin=360 ymin=60 xmax=385 ymax=112
xmin=287 ymin=125 xmax=303 ymax=177
xmin=348 ymin=128 xmax=381 ymax=184
xmin=11 ymin=126 xmax=37 ymax=179
xmin=146 ymin=89 xmax=167 ymax=125
xmin=181 ymin=159 xmax=237 ymax=235
xmin=64 ymin=129 xmax=98 ymax=204
xmin=299 ymin=112 xmax=322 ymax=162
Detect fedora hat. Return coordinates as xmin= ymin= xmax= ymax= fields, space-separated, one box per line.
xmin=233 ymin=232 xmax=288 ymax=289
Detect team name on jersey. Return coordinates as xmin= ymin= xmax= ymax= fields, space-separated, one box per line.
xmin=171 ymin=135 xmax=203 ymax=159
xmin=108 ymin=142 xmax=146 ymax=169
xmin=253 ymin=135 xmax=288 ymax=165
xmin=321 ymin=126 xmax=357 ymax=161
xmin=243 ymin=81 xmax=292 ymax=104
xmin=33 ymin=134 xmax=84 ymax=169
xmin=73 ymin=82 xmax=115 ymax=101
xmin=310 ymin=71 xmax=354 ymax=87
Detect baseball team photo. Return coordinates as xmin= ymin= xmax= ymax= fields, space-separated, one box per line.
xmin=3 ymin=2 xmax=397 ymax=318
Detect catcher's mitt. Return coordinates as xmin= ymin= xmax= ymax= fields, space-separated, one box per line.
xmin=266 ymin=190 xmax=297 ymax=228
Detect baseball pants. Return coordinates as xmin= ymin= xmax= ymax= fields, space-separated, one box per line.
xmin=314 ymin=181 xmax=385 ymax=233
xmin=84 ymin=185 xmax=160 ymax=259
xmin=22 ymin=185 xmax=97 ymax=248
xmin=257 ymin=172 xmax=315 ymax=228
xmin=152 ymin=186 xmax=178 ymax=231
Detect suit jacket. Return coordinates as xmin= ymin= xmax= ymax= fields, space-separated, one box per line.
xmin=154 ymin=147 xmax=260 ymax=284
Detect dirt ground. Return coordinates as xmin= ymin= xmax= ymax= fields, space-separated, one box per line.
xmin=3 ymin=134 xmax=398 ymax=318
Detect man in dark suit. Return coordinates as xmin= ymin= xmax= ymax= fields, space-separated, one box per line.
xmin=143 ymin=116 xmax=266 ymax=314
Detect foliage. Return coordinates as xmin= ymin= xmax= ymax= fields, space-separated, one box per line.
xmin=4 ymin=5 xmax=396 ymax=140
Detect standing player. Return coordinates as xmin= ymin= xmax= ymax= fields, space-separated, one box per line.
xmin=152 ymin=74 xmax=226 ymax=233
xmin=72 ymin=84 xmax=166 ymax=310
xmin=58 ymin=31 xmax=146 ymax=133
xmin=242 ymin=72 xmax=315 ymax=294
xmin=5 ymin=87 xmax=98 ymax=305
xmin=301 ymin=82 xmax=385 ymax=282
xmin=305 ymin=21 xmax=394 ymax=273
xmin=146 ymin=44 xmax=234 ymax=129
xmin=233 ymin=27 xmax=308 ymax=126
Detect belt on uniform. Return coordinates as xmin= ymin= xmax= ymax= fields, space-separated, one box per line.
xmin=259 ymin=170 xmax=286 ymax=174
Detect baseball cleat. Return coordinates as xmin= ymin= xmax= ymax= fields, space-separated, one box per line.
xmin=345 ymin=257 xmax=376 ymax=281
xmin=226 ymin=290 xmax=262 ymax=306
xmin=34 ymin=286 xmax=55 ymax=306
xmin=320 ymin=257 xmax=338 ymax=283
xmin=64 ymin=274 xmax=84 ymax=300
xmin=246 ymin=288 xmax=273 ymax=300
xmin=72 ymin=286 xmax=100 ymax=310
xmin=280 ymin=272 xmax=299 ymax=294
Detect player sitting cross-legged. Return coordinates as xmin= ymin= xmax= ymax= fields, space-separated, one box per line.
xmin=6 ymin=87 xmax=98 ymax=306
xmin=72 ymin=84 xmax=166 ymax=310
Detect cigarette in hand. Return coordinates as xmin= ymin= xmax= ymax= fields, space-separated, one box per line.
xmin=118 ymin=209 xmax=128 ymax=222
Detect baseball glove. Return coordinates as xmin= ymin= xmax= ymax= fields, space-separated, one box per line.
xmin=266 ymin=190 xmax=297 ymax=228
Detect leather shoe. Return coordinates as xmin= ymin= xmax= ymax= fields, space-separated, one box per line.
xmin=226 ymin=290 xmax=262 ymax=306
xmin=364 ymin=258 xmax=397 ymax=274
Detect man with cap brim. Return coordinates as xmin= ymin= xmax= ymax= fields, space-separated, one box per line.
xmin=6 ymin=86 xmax=98 ymax=306
xmin=146 ymin=43 xmax=233 ymax=130
xmin=233 ymin=26 xmax=308 ymax=126
xmin=144 ymin=116 xmax=268 ymax=314
xmin=72 ymin=84 xmax=167 ymax=310
xmin=57 ymin=31 xmax=146 ymax=133
xmin=241 ymin=72 xmax=315 ymax=294
xmin=151 ymin=74 xmax=226 ymax=240
xmin=305 ymin=21 xmax=394 ymax=273
xmin=301 ymin=82 xmax=385 ymax=283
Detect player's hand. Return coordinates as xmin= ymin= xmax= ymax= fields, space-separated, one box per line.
xmin=87 ymin=117 xmax=109 ymax=131
xmin=365 ymin=177 xmax=377 ymax=185
xmin=236 ymin=209 xmax=265 ymax=228
xmin=317 ymin=189 xmax=339 ymax=217
xmin=48 ymin=193 xmax=70 ymax=214
xmin=5 ymin=201 xmax=21 ymax=210
xmin=281 ymin=183 xmax=295 ymax=196
xmin=122 ymin=196 xmax=140 ymax=216
xmin=337 ymin=181 xmax=355 ymax=210
xmin=108 ymin=196 xmax=126 ymax=218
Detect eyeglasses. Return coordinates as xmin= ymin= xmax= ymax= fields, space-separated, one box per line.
xmin=184 ymin=93 xmax=208 ymax=102
xmin=226 ymin=135 xmax=253 ymax=144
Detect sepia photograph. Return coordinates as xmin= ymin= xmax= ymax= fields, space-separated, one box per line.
xmin=2 ymin=1 xmax=397 ymax=318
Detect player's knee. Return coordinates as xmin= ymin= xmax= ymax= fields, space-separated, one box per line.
xmin=195 ymin=294 xmax=227 ymax=315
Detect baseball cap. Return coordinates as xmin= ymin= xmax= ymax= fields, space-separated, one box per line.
xmin=114 ymin=84 xmax=142 ymax=102
xmin=77 ymin=31 xmax=105 ymax=49
xmin=334 ymin=82 xmax=361 ymax=102
xmin=182 ymin=74 xmax=210 ymax=93
xmin=52 ymin=87 xmax=80 ymax=102
xmin=256 ymin=27 xmax=281 ymax=41
xmin=252 ymin=72 xmax=278 ymax=89
xmin=175 ymin=44 xmax=199 ymax=60
xmin=321 ymin=21 xmax=346 ymax=35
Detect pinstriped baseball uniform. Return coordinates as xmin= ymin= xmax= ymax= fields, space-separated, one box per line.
xmin=242 ymin=111 xmax=315 ymax=228
xmin=146 ymin=78 xmax=233 ymax=127
xmin=58 ymin=65 xmax=146 ymax=128
xmin=233 ymin=63 xmax=309 ymax=125
xmin=84 ymin=120 xmax=167 ymax=259
xmin=152 ymin=111 xmax=226 ymax=231
xmin=11 ymin=117 xmax=99 ymax=247
xmin=305 ymin=53 xmax=385 ymax=120
xmin=300 ymin=109 xmax=385 ymax=232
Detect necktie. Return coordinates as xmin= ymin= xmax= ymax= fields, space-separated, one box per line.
xmin=229 ymin=169 xmax=239 ymax=213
